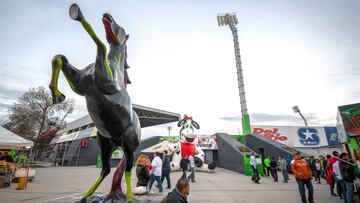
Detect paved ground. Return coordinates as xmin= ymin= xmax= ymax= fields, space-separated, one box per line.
xmin=0 ymin=166 xmax=350 ymax=203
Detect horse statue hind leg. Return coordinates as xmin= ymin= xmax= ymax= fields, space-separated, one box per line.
xmin=49 ymin=54 xmax=86 ymax=104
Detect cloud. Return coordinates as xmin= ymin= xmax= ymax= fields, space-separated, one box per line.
xmin=0 ymin=103 xmax=11 ymax=125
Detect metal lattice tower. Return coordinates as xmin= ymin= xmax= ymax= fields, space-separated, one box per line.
xmin=218 ymin=13 xmax=251 ymax=135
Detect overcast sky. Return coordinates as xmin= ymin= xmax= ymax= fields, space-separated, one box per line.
xmin=0 ymin=0 xmax=359 ymax=139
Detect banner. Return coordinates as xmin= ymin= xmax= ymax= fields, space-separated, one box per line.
xmin=196 ymin=135 xmax=218 ymax=150
xmin=251 ymin=125 xmax=338 ymax=148
xmin=338 ymin=103 xmax=360 ymax=139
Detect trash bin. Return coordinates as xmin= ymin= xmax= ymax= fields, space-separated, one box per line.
xmin=96 ymin=154 xmax=102 ymax=168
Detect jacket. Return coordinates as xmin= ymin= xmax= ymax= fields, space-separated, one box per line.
xmin=136 ymin=166 xmax=150 ymax=187
xmin=264 ymin=158 xmax=271 ymax=167
xmin=161 ymin=188 xmax=188 ymax=203
xmin=180 ymin=158 xmax=189 ymax=170
xmin=278 ymin=159 xmax=287 ymax=171
xmin=340 ymin=160 xmax=356 ymax=182
xmin=291 ymin=157 xmax=312 ymax=180
xmin=162 ymin=155 xmax=171 ymax=171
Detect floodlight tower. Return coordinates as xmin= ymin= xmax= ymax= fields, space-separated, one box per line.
xmin=217 ymin=13 xmax=251 ymax=135
xmin=292 ymin=105 xmax=308 ymax=127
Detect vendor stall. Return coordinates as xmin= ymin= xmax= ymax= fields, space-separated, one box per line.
xmin=0 ymin=126 xmax=34 ymax=188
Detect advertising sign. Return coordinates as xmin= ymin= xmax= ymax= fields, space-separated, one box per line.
xmin=338 ymin=103 xmax=360 ymax=138
xmin=252 ymin=125 xmax=337 ymax=148
xmin=196 ymin=135 xmax=218 ymax=150
xmin=324 ymin=127 xmax=341 ymax=146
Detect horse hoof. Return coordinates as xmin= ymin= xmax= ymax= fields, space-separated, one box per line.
xmin=69 ymin=3 xmax=84 ymax=21
xmin=52 ymin=93 xmax=66 ymax=104
xmin=78 ymin=197 xmax=87 ymax=203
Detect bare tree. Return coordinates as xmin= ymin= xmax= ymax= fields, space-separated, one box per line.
xmin=3 ymin=86 xmax=74 ymax=152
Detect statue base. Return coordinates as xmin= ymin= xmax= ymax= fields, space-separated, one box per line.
xmin=43 ymin=192 xmax=164 ymax=203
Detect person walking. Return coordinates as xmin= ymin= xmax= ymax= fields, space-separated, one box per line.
xmin=148 ymin=152 xmax=163 ymax=193
xmin=291 ymin=152 xmax=314 ymax=203
xmin=187 ymin=153 xmax=196 ymax=182
xmin=264 ymin=156 xmax=271 ymax=177
xmin=319 ymin=155 xmax=327 ymax=180
xmin=286 ymin=154 xmax=292 ymax=174
xmin=161 ymin=150 xmax=172 ymax=189
xmin=333 ymin=153 xmax=346 ymax=200
xmin=278 ymin=156 xmax=289 ymax=183
xmin=340 ymin=153 xmax=356 ymax=203
xmin=270 ymin=157 xmax=278 ymax=182
xmin=250 ymin=153 xmax=260 ymax=183
xmin=180 ymin=155 xmax=189 ymax=180
xmin=161 ymin=179 xmax=190 ymax=203
xmin=328 ymin=151 xmax=343 ymax=198
xmin=314 ymin=159 xmax=321 ymax=184
xmin=308 ymin=156 xmax=316 ymax=180
xmin=326 ymin=154 xmax=337 ymax=196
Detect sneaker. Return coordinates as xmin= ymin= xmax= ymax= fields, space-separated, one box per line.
xmin=166 ymin=187 xmax=171 ymax=189
xmin=331 ymin=193 xmax=337 ymax=197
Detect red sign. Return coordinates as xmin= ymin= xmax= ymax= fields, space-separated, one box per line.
xmin=252 ymin=127 xmax=288 ymax=141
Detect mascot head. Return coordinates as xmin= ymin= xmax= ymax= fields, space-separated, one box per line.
xmin=177 ymin=114 xmax=200 ymax=143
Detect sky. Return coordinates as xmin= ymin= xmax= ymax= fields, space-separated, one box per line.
xmin=0 ymin=0 xmax=359 ymax=139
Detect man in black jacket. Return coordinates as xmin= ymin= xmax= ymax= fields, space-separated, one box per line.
xmin=161 ymin=150 xmax=172 ymax=189
xmin=340 ymin=153 xmax=356 ymax=203
xmin=180 ymin=155 xmax=189 ymax=180
xmin=161 ymin=179 xmax=189 ymax=203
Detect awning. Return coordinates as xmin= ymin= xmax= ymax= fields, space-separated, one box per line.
xmin=141 ymin=141 xmax=171 ymax=153
xmin=0 ymin=126 xmax=34 ymax=149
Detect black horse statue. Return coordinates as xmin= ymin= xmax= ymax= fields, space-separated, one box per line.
xmin=49 ymin=4 xmax=140 ymax=202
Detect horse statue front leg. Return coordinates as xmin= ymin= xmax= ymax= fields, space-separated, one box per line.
xmin=79 ymin=133 xmax=113 ymax=203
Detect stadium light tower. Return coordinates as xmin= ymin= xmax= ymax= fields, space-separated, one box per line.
xmin=217 ymin=13 xmax=251 ymax=135
xmin=292 ymin=105 xmax=308 ymax=127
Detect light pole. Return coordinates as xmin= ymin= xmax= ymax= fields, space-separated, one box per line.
xmin=217 ymin=13 xmax=251 ymax=135
xmin=167 ymin=126 xmax=172 ymax=137
xmin=292 ymin=105 xmax=308 ymax=127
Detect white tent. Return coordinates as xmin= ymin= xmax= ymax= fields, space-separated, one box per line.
xmin=0 ymin=126 xmax=34 ymax=149
xmin=141 ymin=141 xmax=171 ymax=153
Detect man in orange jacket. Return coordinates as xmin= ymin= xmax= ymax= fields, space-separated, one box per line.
xmin=291 ymin=152 xmax=314 ymax=203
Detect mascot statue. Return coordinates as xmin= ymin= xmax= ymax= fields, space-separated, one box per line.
xmin=49 ymin=4 xmax=139 ymax=202
xmin=167 ymin=115 xmax=216 ymax=172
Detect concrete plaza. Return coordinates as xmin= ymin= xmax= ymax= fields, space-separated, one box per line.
xmin=0 ymin=166 xmax=347 ymax=203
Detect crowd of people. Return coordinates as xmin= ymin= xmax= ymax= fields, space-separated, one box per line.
xmin=250 ymin=151 xmax=356 ymax=203
xmin=133 ymin=151 xmax=196 ymax=203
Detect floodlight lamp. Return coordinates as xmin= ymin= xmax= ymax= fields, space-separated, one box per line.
xmin=292 ymin=105 xmax=300 ymax=113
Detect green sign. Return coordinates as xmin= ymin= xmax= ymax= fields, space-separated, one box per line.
xmin=111 ymin=149 xmax=124 ymax=159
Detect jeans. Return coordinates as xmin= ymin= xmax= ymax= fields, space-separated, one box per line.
xmin=265 ymin=167 xmax=271 ymax=176
xmin=188 ymin=167 xmax=195 ymax=182
xmin=296 ymin=178 xmax=313 ymax=203
xmin=148 ymin=174 xmax=163 ymax=192
xmin=320 ymin=170 xmax=326 ymax=179
xmin=282 ymin=170 xmax=289 ymax=182
xmin=181 ymin=169 xmax=187 ymax=180
xmin=251 ymin=165 xmax=260 ymax=182
xmin=271 ymin=169 xmax=278 ymax=181
xmin=334 ymin=176 xmax=345 ymax=198
xmin=343 ymin=181 xmax=353 ymax=203
xmin=161 ymin=169 xmax=171 ymax=188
